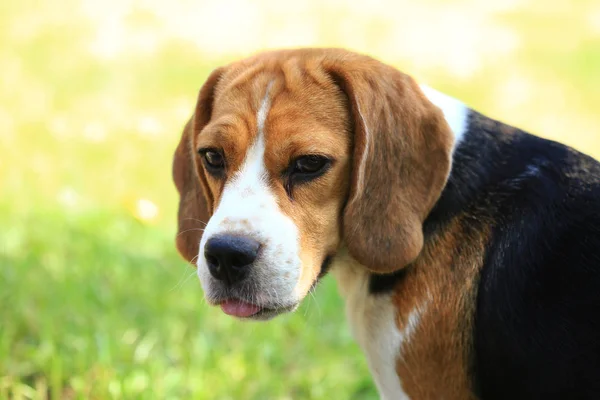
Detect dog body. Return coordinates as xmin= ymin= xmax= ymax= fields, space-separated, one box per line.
xmin=173 ymin=48 xmax=600 ymax=399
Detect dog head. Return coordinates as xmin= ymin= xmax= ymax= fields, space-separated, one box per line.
xmin=173 ymin=49 xmax=453 ymax=319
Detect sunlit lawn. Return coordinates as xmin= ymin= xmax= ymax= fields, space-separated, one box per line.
xmin=1 ymin=1 xmax=599 ymax=399
xmin=2 ymin=206 xmax=373 ymax=399
xmin=1 ymin=3 xmax=377 ymax=398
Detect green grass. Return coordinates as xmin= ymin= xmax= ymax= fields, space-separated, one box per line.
xmin=0 ymin=3 xmax=377 ymax=397
xmin=1 ymin=0 xmax=599 ymax=399
xmin=1 ymin=204 xmax=374 ymax=399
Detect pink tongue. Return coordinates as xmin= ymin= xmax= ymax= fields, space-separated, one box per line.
xmin=220 ymin=299 xmax=261 ymax=317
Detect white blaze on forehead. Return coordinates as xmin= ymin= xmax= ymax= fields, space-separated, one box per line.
xmin=231 ymin=80 xmax=273 ymax=187
xmin=197 ymin=81 xmax=304 ymax=305
xmin=257 ymin=82 xmax=273 ymax=140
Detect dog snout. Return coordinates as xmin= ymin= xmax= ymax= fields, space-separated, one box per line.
xmin=204 ymin=234 xmax=260 ymax=285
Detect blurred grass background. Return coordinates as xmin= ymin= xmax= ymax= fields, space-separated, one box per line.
xmin=1 ymin=0 xmax=599 ymax=398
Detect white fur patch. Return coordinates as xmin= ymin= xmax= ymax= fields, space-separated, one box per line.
xmin=332 ymin=251 xmax=426 ymax=400
xmin=419 ymin=84 xmax=468 ymax=148
xmin=197 ymin=83 xmax=303 ymax=307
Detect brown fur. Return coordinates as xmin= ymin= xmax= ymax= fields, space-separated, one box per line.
xmin=173 ymin=48 xmax=468 ymax=394
xmin=174 ymin=49 xmax=454 ymax=272
xmin=323 ymin=54 xmax=454 ymax=272
xmin=391 ymin=216 xmax=490 ymax=399
xmin=174 ymin=50 xmax=355 ymax=295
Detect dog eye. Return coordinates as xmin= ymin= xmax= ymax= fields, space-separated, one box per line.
xmin=284 ymin=155 xmax=332 ymax=197
xmin=293 ymin=155 xmax=330 ymax=176
xmin=199 ymin=149 xmax=225 ymax=172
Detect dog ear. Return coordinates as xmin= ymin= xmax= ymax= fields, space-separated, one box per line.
xmin=173 ymin=68 xmax=223 ymax=263
xmin=326 ymin=56 xmax=454 ymax=273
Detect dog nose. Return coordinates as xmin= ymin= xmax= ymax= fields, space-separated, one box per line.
xmin=204 ymin=234 xmax=260 ymax=284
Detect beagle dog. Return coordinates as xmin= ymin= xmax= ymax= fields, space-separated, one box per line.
xmin=173 ymin=48 xmax=600 ymax=399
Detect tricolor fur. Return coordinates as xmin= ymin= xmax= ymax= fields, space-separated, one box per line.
xmin=173 ymin=48 xmax=600 ymax=399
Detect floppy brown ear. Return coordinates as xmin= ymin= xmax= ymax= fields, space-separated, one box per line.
xmin=173 ymin=68 xmax=223 ymax=263
xmin=326 ymin=56 xmax=454 ymax=273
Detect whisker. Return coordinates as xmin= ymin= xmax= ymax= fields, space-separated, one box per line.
xmin=303 ymin=291 xmax=310 ymax=317
xmin=308 ymin=287 xmax=322 ymax=319
xmin=268 ymin=287 xmax=275 ymax=305
xmin=180 ymin=218 xmax=208 ymax=226
xmin=169 ymin=268 xmax=198 ymax=292
xmin=272 ymin=286 xmax=283 ymax=308
xmin=270 ymin=287 xmax=281 ymax=308
xmin=169 ymin=265 xmax=191 ymax=293
xmin=180 ymin=269 xmax=199 ymax=287
xmin=176 ymin=227 xmax=205 ymax=238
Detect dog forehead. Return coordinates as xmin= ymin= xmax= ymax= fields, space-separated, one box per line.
xmin=209 ymin=61 xmax=350 ymax=150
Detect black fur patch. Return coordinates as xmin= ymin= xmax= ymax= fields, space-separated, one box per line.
xmin=318 ymin=254 xmax=334 ymax=279
xmin=368 ymin=267 xmax=409 ymax=294
xmin=370 ymin=110 xmax=600 ymax=397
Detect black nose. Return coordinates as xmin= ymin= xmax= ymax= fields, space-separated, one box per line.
xmin=204 ymin=234 xmax=260 ymax=284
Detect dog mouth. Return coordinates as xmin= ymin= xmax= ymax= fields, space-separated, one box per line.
xmin=207 ymin=255 xmax=335 ymax=320
xmin=218 ymin=298 xmax=298 ymax=320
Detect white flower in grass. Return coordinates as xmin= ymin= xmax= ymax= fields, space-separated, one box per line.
xmin=135 ymin=198 xmax=159 ymax=222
